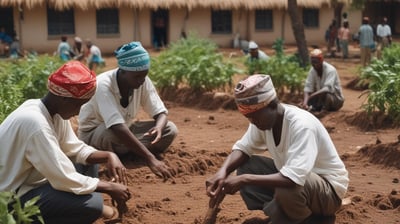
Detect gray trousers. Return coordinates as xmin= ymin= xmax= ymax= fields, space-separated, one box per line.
xmin=79 ymin=120 xmax=178 ymax=155
xmin=308 ymin=92 xmax=343 ymax=111
xmin=237 ymin=156 xmax=342 ymax=224
xmin=19 ymin=168 xmax=103 ymax=224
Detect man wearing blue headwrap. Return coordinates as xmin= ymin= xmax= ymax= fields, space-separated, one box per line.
xmin=78 ymin=41 xmax=178 ymax=180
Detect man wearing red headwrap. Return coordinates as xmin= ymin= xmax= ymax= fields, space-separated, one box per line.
xmin=0 ymin=61 xmax=130 ymax=223
xmin=300 ymin=48 xmax=344 ymax=113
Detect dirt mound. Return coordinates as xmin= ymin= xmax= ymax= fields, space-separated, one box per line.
xmin=355 ymin=140 xmax=400 ymax=169
xmin=345 ymin=77 xmax=369 ymax=91
xmin=345 ymin=110 xmax=396 ymax=131
xmin=159 ymin=87 xmax=237 ymax=110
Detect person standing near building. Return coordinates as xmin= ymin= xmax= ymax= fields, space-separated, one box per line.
xmin=338 ymin=21 xmax=351 ymax=59
xmin=376 ymin=17 xmax=392 ymax=58
xmin=358 ymin=17 xmax=374 ymax=67
xmin=57 ymin=35 xmax=72 ymax=61
xmin=85 ymin=39 xmax=104 ymax=71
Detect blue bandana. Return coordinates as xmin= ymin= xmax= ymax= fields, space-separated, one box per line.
xmin=114 ymin=42 xmax=150 ymax=71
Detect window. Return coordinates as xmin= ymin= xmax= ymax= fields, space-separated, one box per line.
xmin=96 ymin=9 xmax=119 ymax=35
xmin=47 ymin=8 xmax=75 ymax=35
xmin=211 ymin=10 xmax=232 ymax=34
xmin=303 ymin=9 xmax=319 ymax=28
xmin=255 ymin=10 xmax=273 ymax=30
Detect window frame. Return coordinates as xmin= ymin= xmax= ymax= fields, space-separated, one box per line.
xmin=255 ymin=9 xmax=273 ymax=31
xmin=302 ymin=8 xmax=319 ymax=28
xmin=211 ymin=10 xmax=232 ymax=34
xmin=47 ymin=7 xmax=75 ymax=36
xmin=96 ymin=8 xmax=120 ymax=36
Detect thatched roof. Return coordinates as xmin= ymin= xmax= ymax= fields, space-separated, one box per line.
xmin=0 ymin=0 xmax=352 ymax=10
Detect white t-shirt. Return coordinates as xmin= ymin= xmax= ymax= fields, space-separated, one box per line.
xmin=377 ymin=24 xmax=392 ymax=38
xmin=0 ymin=99 xmax=99 ymax=197
xmin=232 ymin=104 xmax=349 ymax=198
xmin=78 ymin=68 xmax=167 ymax=131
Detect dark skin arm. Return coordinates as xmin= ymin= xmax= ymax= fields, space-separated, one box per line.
xmin=110 ymin=114 xmax=173 ymax=180
xmin=144 ymin=112 xmax=168 ymax=145
xmin=86 ymin=151 xmax=128 ymax=185
xmin=206 ymin=150 xmax=296 ymax=199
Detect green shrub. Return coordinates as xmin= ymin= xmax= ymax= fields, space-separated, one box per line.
xmin=0 ymin=55 xmax=64 ymax=123
xmin=359 ymin=43 xmax=400 ymax=123
xmin=149 ymin=33 xmax=240 ymax=92
xmin=0 ymin=191 xmax=43 ymax=224
xmin=245 ymin=38 xmax=308 ymax=96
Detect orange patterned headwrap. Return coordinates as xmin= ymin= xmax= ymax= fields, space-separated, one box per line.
xmin=48 ymin=61 xmax=96 ymax=99
xmin=234 ymin=74 xmax=277 ymax=115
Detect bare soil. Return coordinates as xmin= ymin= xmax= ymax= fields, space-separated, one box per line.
xmin=90 ymin=46 xmax=400 ymax=224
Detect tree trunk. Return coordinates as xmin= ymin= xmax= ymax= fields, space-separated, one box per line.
xmin=287 ymin=0 xmax=309 ymax=67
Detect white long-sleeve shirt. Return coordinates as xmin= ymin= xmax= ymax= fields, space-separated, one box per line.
xmin=233 ymin=104 xmax=349 ymax=198
xmin=0 ymin=99 xmax=99 ymax=197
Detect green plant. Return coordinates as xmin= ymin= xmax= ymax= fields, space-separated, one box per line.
xmin=0 ymin=191 xmax=44 ymax=224
xmin=0 ymin=55 xmax=64 ymax=123
xmin=359 ymin=43 xmax=400 ymax=123
xmin=245 ymin=38 xmax=308 ymax=96
xmin=149 ymin=32 xmax=240 ymax=92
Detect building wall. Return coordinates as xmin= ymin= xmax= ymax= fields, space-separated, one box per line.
xmin=11 ymin=5 xmax=362 ymax=54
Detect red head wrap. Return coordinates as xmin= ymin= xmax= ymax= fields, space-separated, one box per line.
xmin=48 ymin=61 xmax=96 ymax=99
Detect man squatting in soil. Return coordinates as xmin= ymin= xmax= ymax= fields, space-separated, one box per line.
xmin=0 ymin=61 xmax=131 ymax=224
xmin=206 ymin=74 xmax=349 ymax=223
xmin=300 ymin=48 xmax=344 ymax=113
xmin=78 ymin=41 xmax=178 ymax=180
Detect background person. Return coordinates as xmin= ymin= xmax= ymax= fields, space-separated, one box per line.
xmin=85 ymin=39 xmax=104 ymax=71
xmin=376 ymin=17 xmax=392 ymax=58
xmin=205 ymin=74 xmax=349 ymax=223
xmin=0 ymin=61 xmax=131 ymax=224
xmin=358 ymin=17 xmax=374 ymax=67
xmin=78 ymin=41 xmax=178 ymax=181
xmin=57 ymin=35 xmax=72 ymax=61
xmin=300 ymin=49 xmax=344 ymax=112
xmin=338 ymin=21 xmax=351 ymax=59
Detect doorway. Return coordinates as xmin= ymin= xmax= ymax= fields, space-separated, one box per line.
xmin=151 ymin=9 xmax=169 ymax=50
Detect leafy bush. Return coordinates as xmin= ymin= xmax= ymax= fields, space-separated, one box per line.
xmin=0 ymin=55 xmax=63 ymax=122
xmin=149 ymin=33 xmax=239 ymax=92
xmin=359 ymin=43 xmax=400 ymax=123
xmin=245 ymin=38 xmax=308 ymax=96
xmin=0 ymin=191 xmax=43 ymax=224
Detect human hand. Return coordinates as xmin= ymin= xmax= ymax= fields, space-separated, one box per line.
xmin=108 ymin=182 xmax=131 ymax=203
xmin=107 ymin=152 xmax=128 ymax=185
xmin=221 ymin=175 xmax=243 ymax=195
xmin=143 ymin=126 xmax=162 ymax=145
xmin=205 ymin=172 xmax=226 ymax=208
xmin=148 ymin=158 xmax=175 ymax=181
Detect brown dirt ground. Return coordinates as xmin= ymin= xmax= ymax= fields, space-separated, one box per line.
xmin=88 ymin=45 xmax=400 ymax=224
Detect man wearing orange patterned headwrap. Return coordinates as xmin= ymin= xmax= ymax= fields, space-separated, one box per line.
xmin=0 ymin=61 xmax=130 ymax=223
xmin=300 ymin=48 xmax=344 ymax=113
xmin=206 ymin=74 xmax=348 ymax=223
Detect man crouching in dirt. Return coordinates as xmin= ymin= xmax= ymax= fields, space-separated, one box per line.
xmin=205 ymin=74 xmax=349 ymax=223
xmin=0 ymin=61 xmax=130 ymax=224
xmin=78 ymin=41 xmax=177 ymax=180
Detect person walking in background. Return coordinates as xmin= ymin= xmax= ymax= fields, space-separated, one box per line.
xmin=206 ymin=74 xmax=348 ymax=224
xmin=0 ymin=61 xmax=131 ymax=224
xmin=358 ymin=17 xmax=374 ymax=67
xmin=78 ymin=41 xmax=178 ymax=181
xmin=338 ymin=21 xmax=351 ymax=59
xmin=300 ymin=49 xmax=344 ymax=113
xmin=85 ymin=39 xmax=104 ymax=71
xmin=57 ymin=35 xmax=72 ymax=61
xmin=376 ymin=17 xmax=392 ymax=59
xmin=9 ymin=35 xmax=23 ymax=59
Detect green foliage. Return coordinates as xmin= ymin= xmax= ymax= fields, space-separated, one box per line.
xmin=359 ymin=44 xmax=400 ymax=123
xmin=149 ymin=33 xmax=239 ymax=92
xmin=0 ymin=191 xmax=44 ymax=224
xmin=0 ymin=55 xmax=63 ymax=122
xmin=245 ymin=38 xmax=309 ymax=96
